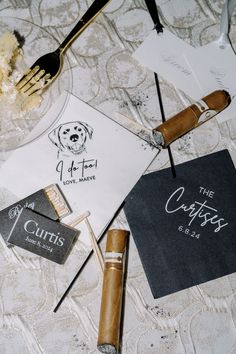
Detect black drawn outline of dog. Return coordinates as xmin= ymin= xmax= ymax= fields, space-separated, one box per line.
xmin=48 ymin=121 xmax=93 ymax=157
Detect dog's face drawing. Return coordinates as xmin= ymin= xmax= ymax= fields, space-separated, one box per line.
xmin=48 ymin=121 xmax=93 ymax=155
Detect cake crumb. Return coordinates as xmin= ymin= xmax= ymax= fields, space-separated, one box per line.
xmin=0 ymin=31 xmax=42 ymax=148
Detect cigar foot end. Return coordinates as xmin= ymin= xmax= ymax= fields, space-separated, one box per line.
xmin=97 ymin=343 xmax=117 ymax=354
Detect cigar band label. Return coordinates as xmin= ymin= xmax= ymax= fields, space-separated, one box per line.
xmin=105 ymin=251 xmax=123 ymax=263
xmin=194 ymin=100 xmax=217 ymax=123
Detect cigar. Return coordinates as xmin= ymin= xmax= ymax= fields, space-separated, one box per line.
xmin=97 ymin=229 xmax=129 ymax=354
xmin=153 ymin=90 xmax=231 ymax=147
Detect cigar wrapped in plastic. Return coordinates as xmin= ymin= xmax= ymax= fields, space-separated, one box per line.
xmin=97 ymin=229 xmax=129 ymax=354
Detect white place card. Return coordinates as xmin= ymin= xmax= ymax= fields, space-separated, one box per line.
xmin=184 ymin=41 xmax=236 ymax=123
xmin=133 ymin=28 xmax=204 ymax=100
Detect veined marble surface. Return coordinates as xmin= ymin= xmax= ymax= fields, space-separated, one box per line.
xmin=0 ymin=1 xmax=236 ymax=353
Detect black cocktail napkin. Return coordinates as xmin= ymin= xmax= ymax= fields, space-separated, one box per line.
xmin=124 ymin=150 xmax=236 ymax=298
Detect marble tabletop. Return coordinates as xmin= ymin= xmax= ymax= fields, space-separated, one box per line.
xmin=0 ymin=1 xmax=236 ymax=353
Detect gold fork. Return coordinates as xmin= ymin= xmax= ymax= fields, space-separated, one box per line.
xmin=16 ymin=0 xmax=111 ymax=95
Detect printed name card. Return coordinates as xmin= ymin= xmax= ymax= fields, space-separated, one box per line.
xmin=134 ymin=28 xmax=236 ymax=122
xmin=124 ymin=150 xmax=236 ymax=298
xmin=184 ymin=41 xmax=236 ymax=123
xmin=133 ymin=28 xmax=204 ymax=100
xmin=183 ymin=0 xmax=236 ymax=123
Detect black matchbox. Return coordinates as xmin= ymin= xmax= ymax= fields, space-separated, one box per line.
xmin=7 ymin=208 xmax=78 ymax=264
xmin=0 ymin=185 xmax=71 ymax=244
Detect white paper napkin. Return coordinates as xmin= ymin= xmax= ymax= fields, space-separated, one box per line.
xmin=0 ymin=92 xmax=158 ymax=246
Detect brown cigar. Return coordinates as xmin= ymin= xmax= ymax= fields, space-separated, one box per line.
xmin=153 ymin=90 xmax=231 ymax=147
xmin=97 ymin=229 xmax=129 ymax=354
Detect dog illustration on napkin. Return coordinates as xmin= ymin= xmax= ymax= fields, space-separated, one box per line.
xmin=48 ymin=121 xmax=93 ymax=157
